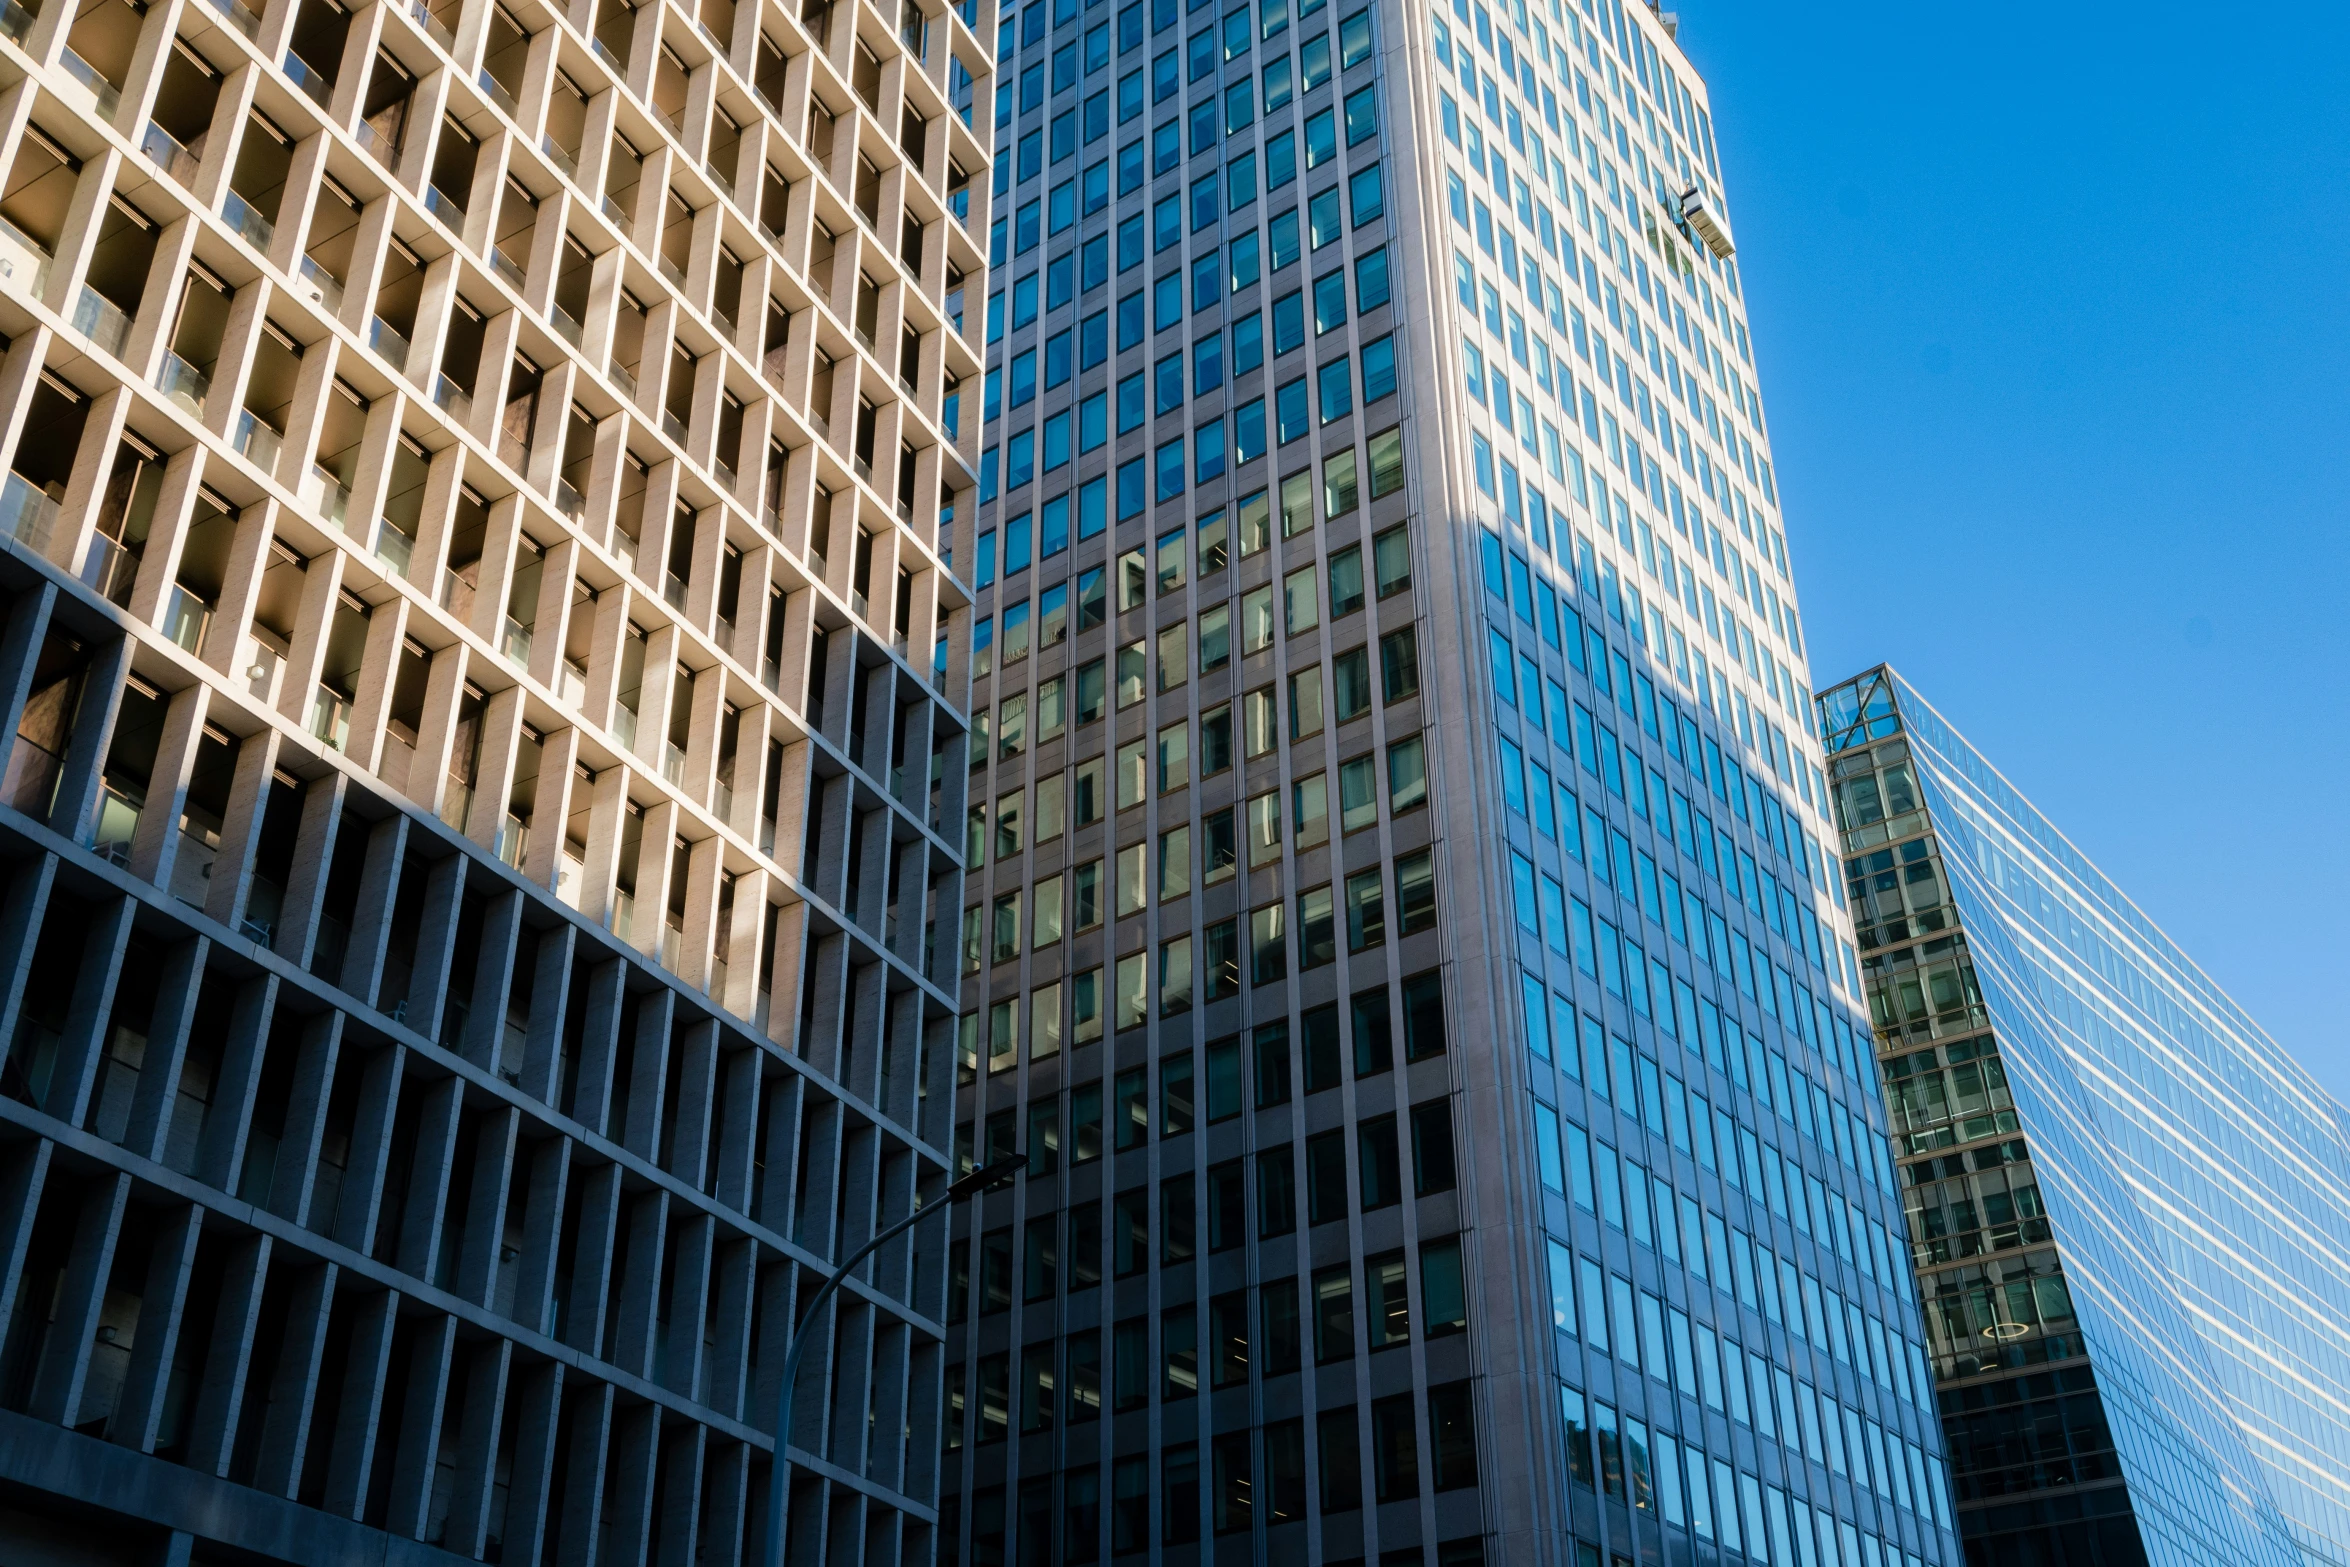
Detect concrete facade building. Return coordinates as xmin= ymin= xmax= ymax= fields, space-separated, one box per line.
xmin=945 ymin=0 xmax=1960 ymax=1562
xmin=1819 ymin=666 xmax=2350 ymax=1567
xmin=0 ymin=0 xmax=991 ymax=1553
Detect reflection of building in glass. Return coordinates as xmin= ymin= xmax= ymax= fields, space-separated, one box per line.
xmin=1820 ymin=666 xmax=2350 ymax=1567
xmin=940 ymin=0 xmax=1966 ymax=1557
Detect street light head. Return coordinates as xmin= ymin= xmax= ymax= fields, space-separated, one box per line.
xmin=945 ymin=1153 xmax=1027 ymax=1202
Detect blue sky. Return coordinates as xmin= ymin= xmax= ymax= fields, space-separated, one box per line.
xmin=1677 ymin=3 xmax=2350 ymax=1100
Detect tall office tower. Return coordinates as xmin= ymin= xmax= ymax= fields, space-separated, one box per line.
xmin=947 ymin=0 xmax=1962 ymax=1562
xmin=0 ymin=0 xmax=988 ymax=1554
xmin=1818 ymin=666 xmax=2350 ymax=1567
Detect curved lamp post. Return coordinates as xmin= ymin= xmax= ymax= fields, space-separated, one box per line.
xmin=762 ymin=1152 xmax=1026 ymax=1567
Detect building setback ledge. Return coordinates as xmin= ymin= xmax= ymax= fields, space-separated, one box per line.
xmin=0 ymin=1408 xmax=477 ymax=1567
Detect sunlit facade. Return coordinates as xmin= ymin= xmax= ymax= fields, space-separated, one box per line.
xmin=1820 ymin=665 xmax=2350 ymax=1567
xmin=0 ymin=0 xmax=990 ymax=1553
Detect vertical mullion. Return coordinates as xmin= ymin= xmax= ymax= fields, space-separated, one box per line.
xmin=191 ymin=972 xmax=277 ymax=1192
xmin=444 ymin=1335 xmax=516 ymax=1557
xmin=320 ymin=1286 xmax=399 ymax=1520
xmin=42 ymin=891 xmax=134 ymax=1127
xmin=251 ymin=1257 xmax=340 ymax=1497
xmin=183 ymin=1230 xmax=271 ymax=1477
xmin=26 ymin=1168 xmax=130 ymax=1425
xmin=268 ymin=1010 xmax=346 ymax=1227
xmin=110 ymin=1199 xmax=201 ymax=1455
xmin=382 ymin=1311 xmax=458 ymax=1538
xmin=120 ymin=933 xmax=209 ymax=1163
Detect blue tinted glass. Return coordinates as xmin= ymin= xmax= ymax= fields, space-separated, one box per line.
xmin=1316 ymin=355 xmax=1351 ymax=422
xmin=1155 ymin=436 xmax=1185 ymax=499
xmin=1193 ymin=331 xmax=1223 ymax=393
xmin=1232 ymin=312 xmax=1263 ymax=372
xmin=1192 ymin=253 xmax=1221 ymax=309
xmin=1276 ymin=377 xmax=1308 ymax=442
xmin=1155 ymin=353 xmax=1184 ymax=414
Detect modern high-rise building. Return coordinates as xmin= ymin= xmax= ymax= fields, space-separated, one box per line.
xmin=0 ymin=0 xmax=988 ymax=1554
xmin=1818 ymin=666 xmax=2350 ymax=1567
xmin=946 ymin=0 xmax=1959 ymax=1562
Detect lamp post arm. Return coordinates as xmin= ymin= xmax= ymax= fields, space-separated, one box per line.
xmin=761 ymin=1198 xmax=936 ymax=1567
xmin=760 ymin=1154 xmax=1021 ymax=1567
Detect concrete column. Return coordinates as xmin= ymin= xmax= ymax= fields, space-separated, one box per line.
xmin=630 ymin=799 xmax=681 ymax=960
xmin=336 ymin=194 xmax=401 ymax=339
xmin=679 ymin=650 xmax=726 ymax=805
xmin=527 ymin=721 xmax=580 ymax=894
xmin=197 ymin=273 xmax=273 ymax=445
xmin=578 ymin=761 xmax=631 ymax=926
xmin=0 ymin=581 xmax=57 ymax=780
xmin=202 ymin=726 xmax=281 ymax=932
xmin=403 ymin=855 xmax=471 ymax=1043
xmin=250 ymin=1257 xmax=339 ymax=1498
xmin=382 ymin=1314 xmax=457 ymax=1538
xmin=676 ymin=831 xmax=724 ymax=992
xmin=124 ymin=441 xmax=211 ymax=629
xmin=51 ymin=383 xmax=133 ymax=577
xmin=767 ymin=736 xmax=812 ymax=887
xmin=125 ymin=214 xmax=200 ymax=383
xmin=531 ymin=358 xmax=578 ymax=499
xmin=26 ymin=1172 xmax=130 ymax=1427
xmin=0 ymin=329 xmax=54 ymax=508
xmin=460 ymin=890 xmax=525 ymax=1070
xmin=200 ymin=498 xmax=279 ymax=680
xmin=343 ymin=815 xmax=412 ymax=1009
xmin=405 ymin=440 xmax=470 ymax=597
xmin=343 ymin=388 xmax=409 ymax=564
xmin=443 ymin=1337 xmax=515 ymax=1558
xmin=580 ymin=581 xmax=633 ymax=728
xmin=345 ymin=592 xmax=412 ymax=775
xmin=36 ymin=145 xmax=122 ymax=319
xmin=321 ymin=1286 xmax=398 ymax=1517
xmin=109 ymin=1201 xmax=200 ymax=1457
xmin=719 ymin=865 xmax=769 ymax=1020
xmin=121 ymin=934 xmax=208 ymax=1164
xmin=46 ymin=635 xmax=131 ymax=842
xmin=267 ymin=1011 xmax=345 ymax=1225
xmin=183 ymin=1235 xmax=271 ymax=1478
xmin=273 ymin=773 xmax=347 ymax=968
xmin=273 ymin=330 xmax=343 ymax=492
xmin=127 ymin=679 xmax=212 ymax=889
xmin=518 ymin=926 xmax=577 ymax=1103
xmin=272 ymin=544 xmax=347 ymax=730
xmin=333 ymin=1041 xmax=408 ymax=1256
xmin=268 ymin=131 xmax=335 ymax=277
xmin=405 ymin=640 xmax=475 ymax=817
xmin=529 ymin=534 xmax=581 ymax=689
xmin=467 ymin=683 xmax=528 ymax=854
xmin=634 ymin=621 xmax=683 ymax=769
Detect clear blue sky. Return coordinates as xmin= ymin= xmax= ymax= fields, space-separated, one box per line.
xmin=1678 ymin=3 xmax=2350 ymax=1101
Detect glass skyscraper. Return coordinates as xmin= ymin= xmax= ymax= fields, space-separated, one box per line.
xmin=1819 ymin=665 xmax=2350 ymax=1567
xmin=945 ymin=0 xmax=1961 ymax=1560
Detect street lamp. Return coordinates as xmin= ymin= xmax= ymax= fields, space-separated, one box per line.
xmin=761 ymin=1151 xmax=1026 ymax=1567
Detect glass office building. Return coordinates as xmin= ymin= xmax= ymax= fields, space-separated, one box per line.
xmin=1819 ymin=665 xmax=2350 ymax=1567
xmin=945 ymin=0 xmax=1962 ymax=1560
xmin=0 ymin=0 xmax=988 ymax=1555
